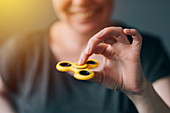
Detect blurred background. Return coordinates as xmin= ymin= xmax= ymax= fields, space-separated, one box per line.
xmin=0 ymin=0 xmax=170 ymax=56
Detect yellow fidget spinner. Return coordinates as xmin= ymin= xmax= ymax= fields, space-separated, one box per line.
xmin=56 ymin=59 xmax=99 ymax=80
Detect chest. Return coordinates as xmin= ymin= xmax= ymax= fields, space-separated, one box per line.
xmin=14 ymin=50 xmax=137 ymax=113
xmin=17 ymin=69 xmax=135 ymax=113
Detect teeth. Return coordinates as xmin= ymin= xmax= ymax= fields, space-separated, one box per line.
xmin=75 ymin=11 xmax=94 ymax=19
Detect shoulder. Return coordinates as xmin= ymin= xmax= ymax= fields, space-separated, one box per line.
xmin=118 ymin=21 xmax=165 ymax=49
xmin=140 ymin=32 xmax=163 ymax=51
xmin=0 ymin=30 xmax=48 ymax=57
xmin=139 ymin=32 xmax=169 ymax=61
xmin=0 ymin=29 xmax=49 ymax=68
xmin=139 ymin=32 xmax=170 ymax=82
xmin=119 ymin=21 xmax=170 ymax=82
xmin=0 ymin=30 xmax=49 ymax=75
xmin=0 ymin=30 xmax=49 ymax=92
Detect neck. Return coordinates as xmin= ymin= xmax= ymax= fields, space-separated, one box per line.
xmin=49 ymin=21 xmax=112 ymax=51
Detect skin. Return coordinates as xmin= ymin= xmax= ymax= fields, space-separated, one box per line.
xmin=0 ymin=76 xmax=15 ymax=113
xmin=78 ymin=27 xmax=146 ymax=93
xmin=51 ymin=0 xmax=114 ymax=35
xmin=50 ymin=0 xmax=170 ymax=112
xmin=0 ymin=0 xmax=169 ymax=112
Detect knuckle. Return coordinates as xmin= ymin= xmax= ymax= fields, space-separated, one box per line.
xmin=103 ymin=27 xmax=115 ymax=32
xmin=132 ymin=29 xmax=138 ymax=34
xmin=103 ymin=27 xmax=110 ymax=31
xmin=118 ymin=27 xmax=123 ymax=31
xmin=117 ymin=27 xmax=124 ymax=34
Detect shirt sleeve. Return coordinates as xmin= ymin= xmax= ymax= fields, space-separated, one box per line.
xmin=0 ymin=31 xmax=47 ymax=93
xmin=0 ymin=37 xmax=25 ymax=93
xmin=141 ymin=34 xmax=170 ymax=83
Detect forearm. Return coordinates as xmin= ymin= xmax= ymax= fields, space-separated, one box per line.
xmin=0 ymin=94 xmax=16 ymax=113
xmin=126 ymin=83 xmax=170 ymax=113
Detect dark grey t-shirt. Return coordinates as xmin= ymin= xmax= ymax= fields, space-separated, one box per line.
xmin=0 ymin=30 xmax=170 ymax=113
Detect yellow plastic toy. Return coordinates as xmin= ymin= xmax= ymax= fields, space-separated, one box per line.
xmin=56 ymin=59 xmax=99 ymax=80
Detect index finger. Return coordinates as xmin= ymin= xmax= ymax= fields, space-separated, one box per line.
xmin=78 ymin=27 xmax=127 ymax=65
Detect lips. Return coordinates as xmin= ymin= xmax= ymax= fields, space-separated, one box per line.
xmin=69 ymin=8 xmax=101 ymax=22
xmin=74 ymin=11 xmax=95 ymax=19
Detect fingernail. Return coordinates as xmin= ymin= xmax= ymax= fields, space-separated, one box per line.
xmin=78 ymin=60 xmax=82 ymax=65
xmin=78 ymin=58 xmax=84 ymax=65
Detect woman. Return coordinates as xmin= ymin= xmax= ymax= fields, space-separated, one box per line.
xmin=0 ymin=0 xmax=170 ymax=113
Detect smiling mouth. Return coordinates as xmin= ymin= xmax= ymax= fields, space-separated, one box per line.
xmin=69 ymin=7 xmax=101 ymax=20
xmin=74 ymin=11 xmax=95 ymax=19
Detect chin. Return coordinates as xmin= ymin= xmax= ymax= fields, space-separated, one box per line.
xmin=71 ymin=22 xmax=104 ymax=35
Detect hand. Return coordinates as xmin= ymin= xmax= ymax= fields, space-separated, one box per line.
xmin=78 ymin=27 xmax=149 ymax=94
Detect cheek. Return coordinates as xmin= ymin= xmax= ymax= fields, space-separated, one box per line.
xmin=52 ymin=0 xmax=70 ymax=15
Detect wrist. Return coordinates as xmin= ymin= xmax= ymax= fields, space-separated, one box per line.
xmin=124 ymin=81 xmax=170 ymax=113
xmin=125 ymin=82 xmax=153 ymax=101
xmin=123 ymin=75 xmax=151 ymax=96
